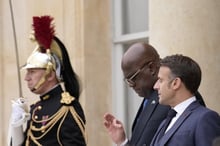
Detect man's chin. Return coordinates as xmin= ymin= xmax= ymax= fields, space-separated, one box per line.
xmin=136 ymin=92 xmax=144 ymax=98
xmin=29 ymin=87 xmax=38 ymax=93
xmin=159 ymin=98 xmax=166 ymax=105
xmin=28 ymin=86 xmax=34 ymax=91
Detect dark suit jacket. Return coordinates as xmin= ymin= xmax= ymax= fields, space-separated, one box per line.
xmin=128 ymin=91 xmax=170 ymax=146
xmin=22 ymin=85 xmax=86 ymax=146
xmin=150 ymin=101 xmax=220 ymax=146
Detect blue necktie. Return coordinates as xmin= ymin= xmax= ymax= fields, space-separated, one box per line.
xmin=136 ymin=99 xmax=148 ymax=124
xmin=142 ymin=99 xmax=148 ymax=111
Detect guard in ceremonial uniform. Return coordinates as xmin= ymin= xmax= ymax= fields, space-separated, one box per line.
xmin=9 ymin=15 xmax=86 ymax=146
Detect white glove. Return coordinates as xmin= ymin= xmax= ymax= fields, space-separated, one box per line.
xmin=11 ymin=98 xmax=30 ymax=127
xmin=8 ymin=98 xmax=30 ymax=146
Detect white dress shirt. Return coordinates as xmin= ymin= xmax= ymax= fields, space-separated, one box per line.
xmin=165 ymin=96 xmax=196 ymax=133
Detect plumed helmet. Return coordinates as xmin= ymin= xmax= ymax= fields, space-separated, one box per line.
xmin=22 ymin=15 xmax=80 ymax=99
xmin=24 ymin=49 xmax=51 ymax=69
xmin=22 ymin=42 xmax=63 ymax=81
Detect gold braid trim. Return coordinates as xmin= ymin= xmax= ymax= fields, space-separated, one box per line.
xmin=70 ymin=106 xmax=88 ymax=144
xmin=26 ymin=106 xmax=68 ymax=146
xmin=57 ymin=108 xmax=69 ymax=145
xmin=26 ymin=98 xmax=87 ymax=145
xmin=26 ymin=125 xmax=42 ymax=146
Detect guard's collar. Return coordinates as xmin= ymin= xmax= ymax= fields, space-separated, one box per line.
xmin=40 ymin=84 xmax=62 ymax=101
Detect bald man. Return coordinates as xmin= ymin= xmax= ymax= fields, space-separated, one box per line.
xmin=103 ymin=43 xmax=205 ymax=146
xmin=104 ymin=43 xmax=169 ymax=146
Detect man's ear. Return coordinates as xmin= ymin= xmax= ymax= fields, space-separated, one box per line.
xmin=149 ymin=62 xmax=157 ymax=76
xmin=172 ymin=77 xmax=181 ymax=90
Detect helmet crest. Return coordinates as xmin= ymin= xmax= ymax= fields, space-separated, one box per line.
xmin=32 ymin=16 xmax=55 ymax=52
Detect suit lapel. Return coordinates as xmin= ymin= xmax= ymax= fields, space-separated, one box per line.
xmin=132 ymin=99 xmax=145 ymax=131
xmin=160 ymin=101 xmax=200 ymax=145
xmin=131 ymin=91 xmax=158 ymax=144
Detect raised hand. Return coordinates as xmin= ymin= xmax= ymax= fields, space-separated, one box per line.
xmin=103 ymin=113 xmax=126 ymax=145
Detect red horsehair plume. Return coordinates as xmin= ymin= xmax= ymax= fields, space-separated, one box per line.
xmin=32 ymin=15 xmax=55 ymax=53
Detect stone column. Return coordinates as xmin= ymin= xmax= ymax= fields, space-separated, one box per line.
xmin=64 ymin=0 xmax=112 ymax=145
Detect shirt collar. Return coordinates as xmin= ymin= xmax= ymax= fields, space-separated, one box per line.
xmin=173 ymin=96 xmax=196 ymax=115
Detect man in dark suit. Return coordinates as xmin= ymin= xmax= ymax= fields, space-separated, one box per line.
xmin=103 ymin=43 xmax=205 ymax=146
xmin=150 ymin=54 xmax=220 ymax=146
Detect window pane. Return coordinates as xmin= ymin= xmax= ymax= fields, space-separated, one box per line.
xmin=122 ymin=0 xmax=148 ymax=34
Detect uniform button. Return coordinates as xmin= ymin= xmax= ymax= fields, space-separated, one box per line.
xmin=37 ymin=106 xmax=42 ymax=110
xmin=34 ymin=115 xmax=38 ymax=119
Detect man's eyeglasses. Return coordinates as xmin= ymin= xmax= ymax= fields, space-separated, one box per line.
xmin=125 ymin=61 xmax=152 ymax=86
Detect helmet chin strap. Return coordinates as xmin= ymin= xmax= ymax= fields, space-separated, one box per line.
xmin=32 ymin=62 xmax=54 ymax=91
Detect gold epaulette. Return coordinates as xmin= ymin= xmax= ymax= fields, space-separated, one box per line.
xmin=60 ymin=92 xmax=75 ymax=105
